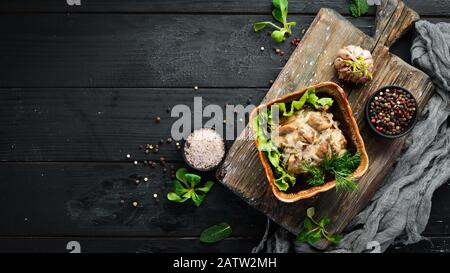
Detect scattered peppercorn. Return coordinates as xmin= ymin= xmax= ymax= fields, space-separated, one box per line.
xmin=368 ymin=87 xmax=417 ymax=136
xmin=132 ymin=201 xmax=139 ymax=207
xmin=155 ymin=116 xmax=161 ymax=123
xmin=166 ymin=138 xmax=173 ymax=144
xmin=159 ymin=139 xmax=164 ymax=144
xmin=133 ymin=160 xmax=138 ymax=165
xmin=126 ymin=154 xmax=131 ymax=159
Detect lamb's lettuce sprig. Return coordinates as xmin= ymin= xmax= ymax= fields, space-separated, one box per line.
xmin=167 ymin=168 xmax=214 ymax=206
xmin=253 ymin=0 xmax=297 ymax=42
xmin=297 ymin=207 xmax=342 ymax=245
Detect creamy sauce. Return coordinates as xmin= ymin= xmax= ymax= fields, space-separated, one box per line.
xmin=272 ymin=108 xmax=347 ymax=175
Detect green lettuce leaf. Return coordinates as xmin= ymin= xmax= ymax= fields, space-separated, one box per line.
xmin=253 ymin=87 xmax=334 ymax=191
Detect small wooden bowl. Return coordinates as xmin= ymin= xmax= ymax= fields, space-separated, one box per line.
xmin=249 ymin=82 xmax=369 ymax=203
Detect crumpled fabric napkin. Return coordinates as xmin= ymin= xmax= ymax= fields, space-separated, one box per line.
xmin=253 ymin=20 xmax=450 ymax=253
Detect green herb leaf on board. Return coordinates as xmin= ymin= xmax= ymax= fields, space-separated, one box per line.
xmin=350 ymin=0 xmax=369 ymax=17
xmin=200 ymin=223 xmax=232 ymax=243
xmin=167 ymin=168 xmax=215 ymax=207
xmin=253 ymin=0 xmax=296 ymax=42
xmin=297 ymin=207 xmax=342 ymax=246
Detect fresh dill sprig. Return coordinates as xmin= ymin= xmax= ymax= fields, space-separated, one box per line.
xmin=335 ymin=173 xmax=358 ymax=192
xmin=303 ymin=151 xmax=361 ymax=192
xmin=302 ymin=164 xmax=325 ymax=186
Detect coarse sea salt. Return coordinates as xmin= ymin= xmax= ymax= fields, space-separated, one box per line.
xmin=184 ymin=128 xmax=225 ymax=171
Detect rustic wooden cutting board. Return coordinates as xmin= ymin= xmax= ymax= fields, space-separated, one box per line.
xmin=216 ymin=0 xmax=434 ymax=240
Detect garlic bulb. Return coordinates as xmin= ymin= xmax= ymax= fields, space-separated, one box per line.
xmin=334 ymin=45 xmax=374 ymax=84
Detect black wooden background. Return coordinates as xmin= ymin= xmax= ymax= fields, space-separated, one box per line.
xmin=0 ymin=0 xmax=448 ymax=253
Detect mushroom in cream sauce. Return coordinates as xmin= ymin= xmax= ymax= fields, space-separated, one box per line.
xmin=271 ymin=107 xmax=347 ymax=175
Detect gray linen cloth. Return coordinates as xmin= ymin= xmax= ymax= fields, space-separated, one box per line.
xmin=253 ymin=20 xmax=450 ymax=253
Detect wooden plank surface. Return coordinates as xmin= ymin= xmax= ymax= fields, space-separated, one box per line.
xmin=0 ymin=237 xmax=260 ymax=253
xmin=0 ymin=163 xmax=267 ymax=236
xmin=1 ymin=14 xmax=448 ymax=88
xmin=0 ymin=88 xmax=266 ymax=161
xmin=218 ymin=0 xmax=434 ymax=240
xmin=0 ymin=0 xmax=367 ymax=14
xmin=0 ymin=15 xmax=369 ymax=88
xmin=388 ymin=237 xmax=450 ymax=253
xmin=0 ymin=162 xmax=447 ymax=238
xmin=0 ymin=0 xmax=448 ymax=17
xmin=0 ymin=236 xmax=447 ymax=253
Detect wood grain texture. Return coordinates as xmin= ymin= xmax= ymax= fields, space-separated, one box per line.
xmin=0 ymin=0 xmax=448 ymax=17
xmin=374 ymin=0 xmax=419 ymax=47
xmin=0 ymin=161 xmax=444 ymax=240
xmin=387 ymin=237 xmax=450 ymax=253
xmin=1 ymin=13 xmax=448 ymax=89
xmin=422 ymin=180 xmax=450 ymax=235
xmin=0 ymin=163 xmax=267 ymax=237
xmin=0 ymin=236 xmax=447 ymax=253
xmin=0 ymin=14 xmax=373 ymax=88
xmin=2 ymin=0 xmax=371 ymax=14
xmin=0 ymin=88 xmax=265 ymax=161
xmin=218 ymin=0 xmax=434 ymax=239
xmin=0 ymin=237 xmax=259 ymax=253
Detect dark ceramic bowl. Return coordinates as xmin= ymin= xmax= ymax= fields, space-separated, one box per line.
xmin=365 ymin=85 xmax=418 ymax=139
